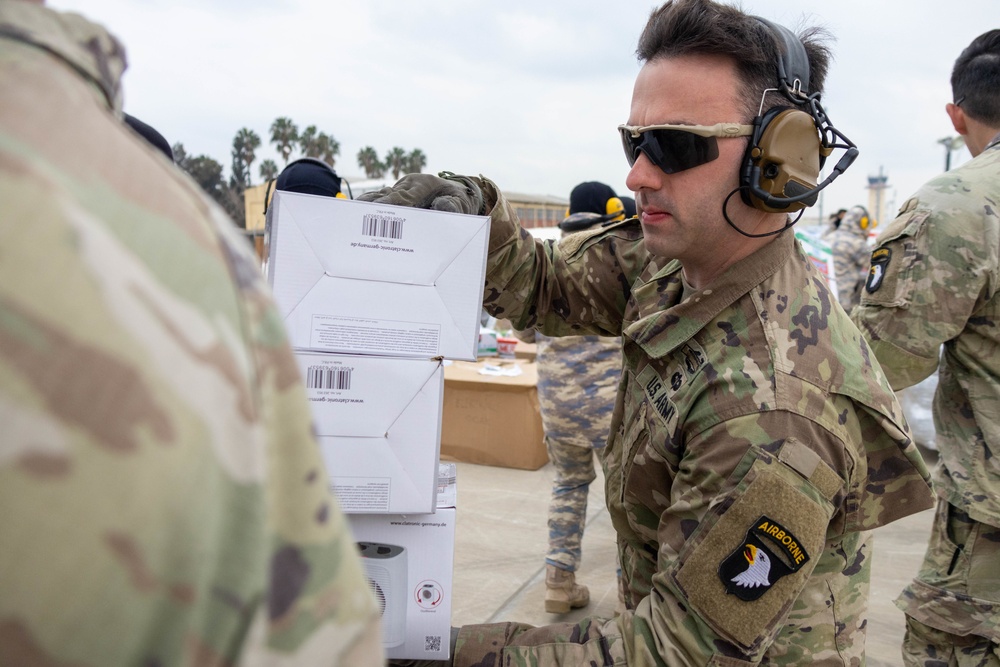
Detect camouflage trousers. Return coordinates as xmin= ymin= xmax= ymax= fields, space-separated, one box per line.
xmin=898 ymin=499 xmax=1000 ymax=666
xmin=545 ymin=438 xmax=599 ymax=572
xmin=536 ymin=334 xmax=619 ymax=573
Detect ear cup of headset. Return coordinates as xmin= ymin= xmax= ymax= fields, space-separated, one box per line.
xmin=606 ymin=196 xmax=625 ymax=221
xmin=740 ymin=107 xmax=824 ymax=213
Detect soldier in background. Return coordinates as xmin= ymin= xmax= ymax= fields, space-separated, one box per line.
xmin=852 ymin=28 xmax=1000 ymax=667
xmin=527 ymin=181 xmax=625 ymax=614
xmin=821 ymin=207 xmax=847 ymax=238
xmin=829 ymin=205 xmax=874 ymax=313
xmin=362 ymin=0 xmax=934 ymax=663
xmin=0 ymin=2 xmax=382 ymax=665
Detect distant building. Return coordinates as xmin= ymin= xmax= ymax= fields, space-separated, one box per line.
xmin=504 ymin=191 xmax=568 ymax=229
xmin=867 ymin=168 xmax=890 ymax=230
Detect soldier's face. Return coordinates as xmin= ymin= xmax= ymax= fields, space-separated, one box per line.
xmin=625 ymin=54 xmax=770 ymax=287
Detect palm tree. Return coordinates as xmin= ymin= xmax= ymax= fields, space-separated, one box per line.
xmin=407 ymin=148 xmax=427 ymax=174
xmin=172 ymin=142 xmax=189 ymax=169
xmin=269 ymin=117 xmax=299 ymax=165
xmin=299 ymin=125 xmax=320 ymax=158
xmin=385 ymin=146 xmax=407 ymax=179
xmin=231 ymin=127 xmax=261 ymax=189
xmin=259 ymin=158 xmax=279 ymax=182
xmin=357 ymin=146 xmax=384 ymax=179
xmin=317 ymin=132 xmax=341 ymax=167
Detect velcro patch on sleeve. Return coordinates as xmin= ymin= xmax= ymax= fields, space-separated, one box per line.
xmin=673 ymin=467 xmax=830 ymax=652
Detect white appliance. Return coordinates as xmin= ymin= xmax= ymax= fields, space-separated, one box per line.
xmin=357 ymin=541 xmax=407 ymax=648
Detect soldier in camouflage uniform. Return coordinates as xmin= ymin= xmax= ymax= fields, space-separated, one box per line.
xmin=852 ymin=29 xmax=1000 ymax=667
xmin=0 ymin=3 xmax=383 ymax=665
xmin=362 ymin=2 xmax=935 ymax=665
xmin=529 ymin=182 xmax=626 ymax=614
xmin=828 ymin=205 xmax=872 ymax=314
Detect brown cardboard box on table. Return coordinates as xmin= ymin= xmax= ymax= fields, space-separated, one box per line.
xmin=440 ymin=359 xmax=547 ymax=470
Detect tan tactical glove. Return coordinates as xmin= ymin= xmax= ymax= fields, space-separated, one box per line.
xmin=357 ymin=172 xmax=484 ymax=215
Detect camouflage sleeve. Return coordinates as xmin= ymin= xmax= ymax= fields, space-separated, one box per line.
xmin=475 ymin=178 xmax=653 ymax=337
xmin=453 ymin=414 xmax=845 ymax=666
xmin=0 ymin=17 xmax=383 ymax=661
xmin=852 ymin=194 xmax=996 ymax=390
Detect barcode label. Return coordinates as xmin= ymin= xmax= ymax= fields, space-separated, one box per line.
xmin=305 ymin=366 xmax=352 ymax=390
xmin=424 ymin=635 xmax=442 ymax=652
xmin=362 ymin=213 xmax=404 ymax=239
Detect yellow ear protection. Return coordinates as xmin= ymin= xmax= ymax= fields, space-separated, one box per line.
xmin=606 ymin=196 xmax=625 ymax=221
xmin=857 ymin=206 xmax=874 ymax=230
xmin=560 ymin=196 xmax=626 ymax=231
xmin=730 ymin=17 xmax=859 ymax=233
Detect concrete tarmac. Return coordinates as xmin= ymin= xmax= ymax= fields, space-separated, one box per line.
xmin=449 ymin=447 xmax=938 ymax=665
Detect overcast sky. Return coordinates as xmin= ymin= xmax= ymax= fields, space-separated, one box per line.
xmin=50 ymin=0 xmax=999 ymax=223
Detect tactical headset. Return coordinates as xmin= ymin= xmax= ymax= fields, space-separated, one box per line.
xmin=731 ymin=18 xmax=859 ymax=232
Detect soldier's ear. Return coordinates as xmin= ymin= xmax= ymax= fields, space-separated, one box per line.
xmin=946 ymin=102 xmax=968 ymax=137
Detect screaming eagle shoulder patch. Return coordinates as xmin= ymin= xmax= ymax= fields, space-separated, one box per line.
xmin=865 ymin=247 xmax=892 ymax=293
xmin=718 ymin=516 xmax=810 ymax=601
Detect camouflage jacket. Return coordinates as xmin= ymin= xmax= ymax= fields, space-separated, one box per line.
xmin=535 ymin=332 xmax=622 ymax=449
xmin=455 ymin=180 xmax=934 ymax=666
xmin=0 ymin=4 xmax=382 ymax=665
xmin=828 ymin=214 xmax=870 ymax=314
xmin=853 ymin=133 xmax=1000 ymax=528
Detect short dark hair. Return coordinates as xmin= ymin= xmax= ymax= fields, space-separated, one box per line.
xmin=635 ymin=0 xmax=832 ymax=122
xmin=951 ymin=29 xmax=1000 ymax=127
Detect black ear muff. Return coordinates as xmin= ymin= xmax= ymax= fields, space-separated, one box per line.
xmin=740 ymin=106 xmax=823 ymax=213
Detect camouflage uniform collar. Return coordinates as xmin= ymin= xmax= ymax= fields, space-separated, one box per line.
xmin=0 ymin=2 xmax=126 ymax=114
xmin=625 ymin=231 xmax=795 ymax=359
xmin=987 ymin=130 xmax=1000 ymax=152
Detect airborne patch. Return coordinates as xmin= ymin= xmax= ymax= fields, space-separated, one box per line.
xmin=866 ymin=247 xmax=892 ymax=293
xmin=718 ymin=516 xmax=810 ymax=601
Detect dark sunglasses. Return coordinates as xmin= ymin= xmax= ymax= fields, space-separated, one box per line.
xmin=618 ymin=122 xmax=753 ymax=174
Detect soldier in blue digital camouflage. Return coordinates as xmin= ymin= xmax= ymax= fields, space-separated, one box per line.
xmin=852 ymin=28 xmax=1000 ymax=667
xmin=361 ymin=0 xmax=935 ymax=664
xmin=0 ymin=2 xmax=383 ymax=665
xmin=522 ymin=181 xmax=626 ymax=615
xmin=828 ymin=205 xmax=873 ymax=314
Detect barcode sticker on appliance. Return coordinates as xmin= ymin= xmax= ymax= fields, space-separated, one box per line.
xmin=305 ymin=365 xmax=352 ymax=390
xmin=362 ymin=213 xmax=404 ymax=239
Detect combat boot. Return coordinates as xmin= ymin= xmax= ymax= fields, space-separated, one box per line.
xmin=544 ymin=564 xmax=590 ymax=614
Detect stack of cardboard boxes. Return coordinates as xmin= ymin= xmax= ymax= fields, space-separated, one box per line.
xmin=265 ymin=190 xmax=490 ymax=661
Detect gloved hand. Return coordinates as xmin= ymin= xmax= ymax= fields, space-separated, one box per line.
xmin=357 ymin=172 xmax=484 ymax=215
xmin=386 ymin=626 xmax=459 ymax=666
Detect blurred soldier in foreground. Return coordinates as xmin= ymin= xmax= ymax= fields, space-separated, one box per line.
xmin=361 ymin=0 xmax=934 ymax=663
xmin=828 ymin=204 xmax=874 ymax=313
xmin=0 ymin=2 xmax=383 ymax=665
xmin=524 ymin=181 xmax=625 ymax=614
xmin=853 ymin=28 xmax=1000 ymax=667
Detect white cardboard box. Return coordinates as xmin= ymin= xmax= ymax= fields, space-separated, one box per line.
xmin=349 ymin=463 xmax=457 ymax=661
xmin=266 ymin=191 xmax=490 ymax=361
xmin=298 ymin=352 xmax=443 ymax=514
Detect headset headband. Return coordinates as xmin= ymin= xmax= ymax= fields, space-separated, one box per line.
xmin=753 ymin=17 xmax=811 ymax=100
